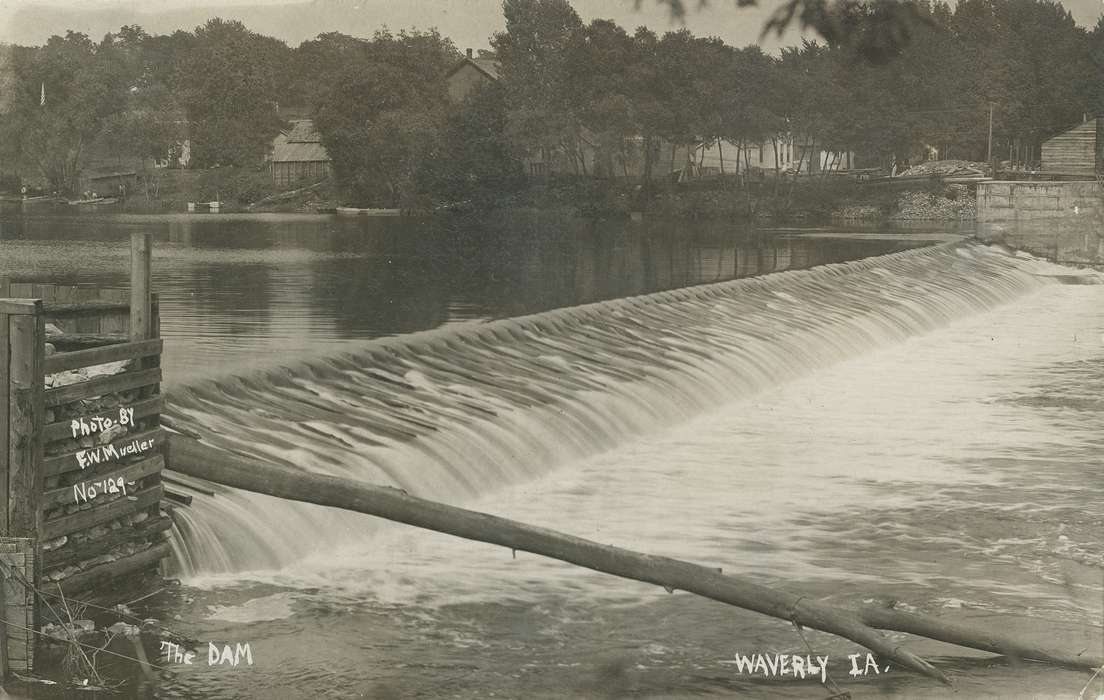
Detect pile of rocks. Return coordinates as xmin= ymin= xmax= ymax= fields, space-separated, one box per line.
xmin=890 ymin=188 xmax=977 ymax=221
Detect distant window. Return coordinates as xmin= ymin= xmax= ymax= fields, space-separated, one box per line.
xmin=758 ymin=144 xmax=764 ymax=162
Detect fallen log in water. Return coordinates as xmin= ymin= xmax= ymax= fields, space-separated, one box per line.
xmin=167 ymin=434 xmax=1102 ymax=682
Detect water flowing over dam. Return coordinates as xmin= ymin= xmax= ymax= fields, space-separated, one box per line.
xmin=163 ymin=241 xmax=1069 ymax=576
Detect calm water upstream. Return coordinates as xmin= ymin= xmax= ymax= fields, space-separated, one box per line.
xmin=0 ymin=209 xmax=1099 ymax=699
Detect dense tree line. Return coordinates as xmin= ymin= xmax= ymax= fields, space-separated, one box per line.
xmin=0 ymin=0 xmax=1099 ymax=203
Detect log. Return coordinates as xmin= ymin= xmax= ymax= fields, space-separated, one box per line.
xmin=168 ymin=434 xmax=1104 ymax=677
xmin=167 ymin=435 xmax=947 ymax=683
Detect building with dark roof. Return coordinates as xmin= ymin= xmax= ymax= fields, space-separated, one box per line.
xmin=271 ymin=119 xmax=332 ymax=189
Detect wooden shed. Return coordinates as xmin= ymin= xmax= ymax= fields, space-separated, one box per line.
xmin=1041 ymin=116 xmax=1102 ymax=176
xmin=271 ymin=120 xmax=332 ymax=189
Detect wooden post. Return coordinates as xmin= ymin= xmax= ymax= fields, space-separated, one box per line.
xmin=5 ymin=301 xmax=43 ymax=666
xmin=130 ymin=233 xmax=151 ymax=341
xmin=7 ymin=302 xmax=43 ymax=540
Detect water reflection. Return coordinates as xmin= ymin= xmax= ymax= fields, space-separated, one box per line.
xmin=0 ymin=208 xmax=941 ymax=383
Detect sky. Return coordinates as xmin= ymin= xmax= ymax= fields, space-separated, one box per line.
xmin=0 ymin=0 xmax=1100 ymax=51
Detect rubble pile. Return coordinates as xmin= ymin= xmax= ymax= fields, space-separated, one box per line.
xmin=899 ymin=160 xmax=989 ymax=178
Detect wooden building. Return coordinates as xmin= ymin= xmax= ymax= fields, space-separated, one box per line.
xmin=445 ymin=49 xmax=501 ymax=103
xmin=271 ymin=120 xmax=332 ymax=189
xmin=1041 ymin=116 xmax=1102 ymax=176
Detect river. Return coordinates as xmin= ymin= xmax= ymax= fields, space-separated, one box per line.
xmin=0 ymin=208 xmax=1099 ymax=699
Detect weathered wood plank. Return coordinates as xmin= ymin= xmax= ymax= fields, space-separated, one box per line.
xmin=44 ymin=428 xmax=162 ymax=476
xmin=47 ymin=333 xmax=129 ymax=351
xmin=43 ymin=396 xmax=162 ymax=443
xmin=42 ymin=453 xmax=164 ymax=507
xmin=44 ymin=516 xmax=172 ymax=569
xmin=8 ymin=311 xmax=45 ymax=540
xmin=0 ymin=301 xmax=39 ymax=316
xmin=130 ymin=233 xmax=151 ymax=341
xmin=45 ymin=338 xmax=162 ymax=375
xmin=42 ymin=485 xmax=162 ymax=540
xmin=0 ymin=314 xmax=10 ymax=537
xmin=58 ymin=541 xmax=171 ymax=596
xmin=43 ymin=368 xmax=162 ymax=408
xmin=42 ymin=301 xmax=130 ymax=318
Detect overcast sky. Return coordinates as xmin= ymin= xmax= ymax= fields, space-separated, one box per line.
xmin=0 ymin=0 xmax=1100 ymax=51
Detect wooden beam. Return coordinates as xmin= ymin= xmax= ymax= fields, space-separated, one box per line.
xmin=42 ymin=396 xmax=162 ymax=443
xmin=57 ymin=541 xmax=171 ymax=596
xmin=43 ymin=368 xmax=162 ymax=408
xmin=42 ymin=301 xmax=130 ymax=318
xmin=45 ymin=338 xmax=162 ymax=375
xmin=44 ymin=515 xmax=172 ymax=569
xmin=42 ymin=453 xmax=164 ymax=505
xmin=42 ymin=486 xmax=162 ymax=540
xmin=8 ymin=309 xmax=44 ymax=540
xmin=130 ymin=233 xmax=151 ymax=342
xmin=0 ymin=314 xmax=10 ymax=537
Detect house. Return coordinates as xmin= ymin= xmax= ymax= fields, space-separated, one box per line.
xmin=1041 ymin=116 xmax=1102 ymax=176
xmin=444 ymin=49 xmax=851 ymax=181
xmin=270 ymin=119 xmax=332 ymax=189
xmin=445 ymin=49 xmax=501 ymax=103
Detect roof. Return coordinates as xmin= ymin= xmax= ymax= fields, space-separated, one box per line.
xmin=446 ymin=56 xmax=500 ymax=82
xmin=272 ymin=119 xmax=331 ymax=163
xmin=284 ymin=119 xmax=324 ymax=143
xmin=273 ymin=141 xmax=330 ymax=163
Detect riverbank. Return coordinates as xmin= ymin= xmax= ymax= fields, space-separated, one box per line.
xmin=5 ymin=172 xmax=980 ymax=224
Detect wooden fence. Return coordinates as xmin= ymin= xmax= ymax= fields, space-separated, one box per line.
xmin=0 ymin=233 xmax=170 ymax=673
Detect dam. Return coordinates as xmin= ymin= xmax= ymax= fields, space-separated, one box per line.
xmin=0 ymin=211 xmax=1101 ymax=697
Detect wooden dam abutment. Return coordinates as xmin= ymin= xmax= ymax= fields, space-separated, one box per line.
xmin=0 ymin=233 xmax=170 ymax=674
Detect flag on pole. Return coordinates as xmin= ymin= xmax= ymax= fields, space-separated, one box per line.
xmin=40 ymin=82 xmax=45 ymax=106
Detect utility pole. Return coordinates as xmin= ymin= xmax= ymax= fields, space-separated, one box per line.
xmin=986 ymin=102 xmax=995 ymax=166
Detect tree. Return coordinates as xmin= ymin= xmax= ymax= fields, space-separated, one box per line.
xmin=313 ymin=30 xmax=456 ymax=206
xmin=176 ymin=19 xmax=289 ymax=167
xmin=421 ymin=82 xmax=525 ymax=205
xmin=9 ymin=31 xmax=127 ymax=194
xmin=492 ymin=0 xmax=587 ymax=174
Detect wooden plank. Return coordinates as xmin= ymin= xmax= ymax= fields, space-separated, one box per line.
xmin=58 ymin=541 xmax=171 ymax=596
xmin=0 ymin=301 xmax=38 ymax=316
xmin=42 ymin=301 xmax=130 ymax=318
xmin=44 ymin=515 xmax=172 ymax=569
xmin=44 ymin=429 xmax=162 ymax=477
xmin=44 ymin=338 xmax=162 ymax=375
xmin=43 ymin=395 xmax=162 ymax=443
xmin=130 ymin=233 xmax=151 ymax=341
xmin=42 ymin=453 xmax=164 ymax=507
xmin=42 ymin=485 xmax=162 ymax=540
xmin=0 ymin=314 xmax=10 ymax=537
xmin=48 ymin=333 xmax=129 ymax=351
xmin=43 ymin=367 xmax=162 ymax=408
xmin=8 ymin=310 xmax=44 ymax=540
xmin=164 ymin=489 xmax=192 ymax=506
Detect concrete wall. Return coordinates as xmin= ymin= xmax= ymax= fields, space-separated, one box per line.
xmin=976 ymin=180 xmax=1101 ymax=222
xmin=976 ymin=181 xmax=1104 ymax=265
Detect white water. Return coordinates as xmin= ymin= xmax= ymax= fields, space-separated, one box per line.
xmin=161 ymin=242 xmax=1086 ymax=579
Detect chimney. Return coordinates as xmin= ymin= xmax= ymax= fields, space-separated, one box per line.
xmin=466 ymin=48 xmax=473 ymax=59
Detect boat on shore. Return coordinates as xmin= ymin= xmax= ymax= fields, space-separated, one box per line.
xmin=335 ymin=206 xmax=402 ymax=216
xmin=68 ymin=196 xmax=119 ymax=206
